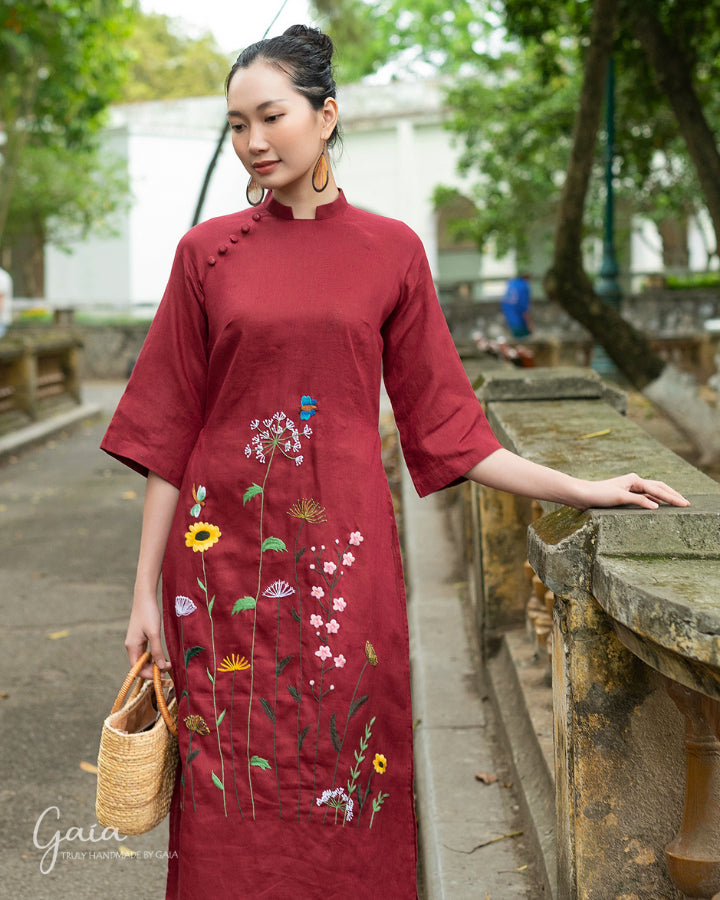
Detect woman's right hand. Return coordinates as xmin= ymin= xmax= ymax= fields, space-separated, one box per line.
xmin=125 ymin=587 xmax=169 ymax=680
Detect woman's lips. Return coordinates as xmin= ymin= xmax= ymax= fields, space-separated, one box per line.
xmin=254 ymin=161 xmax=279 ymax=174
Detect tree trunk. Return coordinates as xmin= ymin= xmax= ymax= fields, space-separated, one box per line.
xmin=543 ymin=0 xmax=720 ymax=465
xmin=630 ymin=7 xmax=720 ymax=261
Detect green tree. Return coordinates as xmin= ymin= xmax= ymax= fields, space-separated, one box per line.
xmin=123 ymin=11 xmax=232 ymax=102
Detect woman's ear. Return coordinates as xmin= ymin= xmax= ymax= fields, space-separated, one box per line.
xmin=320 ymin=97 xmax=339 ymax=140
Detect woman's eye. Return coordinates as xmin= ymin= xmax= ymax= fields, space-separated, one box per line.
xmin=266 ymin=114 xmax=282 ymax=123
xmin=231 ymin=124 xmax=245 ymax=133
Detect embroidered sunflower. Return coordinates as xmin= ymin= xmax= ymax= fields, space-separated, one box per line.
xmin=184 ymin=714 xmax=210 ymax=735
xmin=218 ymin=653 xmax=251 ymax=672
xmin=373 ymin=753 xmax=387 ymax=775
xmin=287 ymin=498 xmax=327 ymax=524
xmin=184 ymin=522 xmax=221 ymax=553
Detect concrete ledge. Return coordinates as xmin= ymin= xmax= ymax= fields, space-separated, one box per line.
xmin=0 ymin=403 xmax=101 ymax=462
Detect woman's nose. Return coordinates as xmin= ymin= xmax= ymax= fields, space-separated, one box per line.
xmin=248 ymin=125 xmax=269 ymax=153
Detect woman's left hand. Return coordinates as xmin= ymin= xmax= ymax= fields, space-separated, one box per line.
xmin=575 ymin=473 xmax=690 ymax=510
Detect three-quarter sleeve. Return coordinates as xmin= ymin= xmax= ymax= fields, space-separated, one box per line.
xmin=382 ymin=241 xmax=502 ymax=497
xmin=101 ymin=236 xmax=208 ymax=488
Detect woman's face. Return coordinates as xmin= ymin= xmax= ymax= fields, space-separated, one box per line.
xmin=226 ymin=61 xmax=336 ymax=204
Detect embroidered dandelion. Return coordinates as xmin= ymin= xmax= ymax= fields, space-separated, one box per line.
xmin=184 ymin=522 xmax=221 ymax=553
xmin=184 ymin=714 xmax=210 ymax=735
xmin=262 ymin=579 xmax=295 ymax=599
xmin=325 ymin=619 xmax=340 ymax=635
xmin=349 ymin=531 xmax=364 ymax=546
xmin=218 ymin=653 xmax=251 ymax=672
xmin=175 ymin=595 xmax=197 ymax=617
xmin=287 ymin=498 xmax=327 ymax=524
xmin=316 ymin=787 xmax=354 ymax=823
xmin=373 ymin=753 xmax=387 ymax=775
xmin=333 ymin=597 xmax=346 ymax=612
xmin=315 ymin=645 xmax=332 ymax=661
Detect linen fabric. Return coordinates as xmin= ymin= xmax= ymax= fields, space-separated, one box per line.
xmin=101 ymin=190 xmax=502 ymax=899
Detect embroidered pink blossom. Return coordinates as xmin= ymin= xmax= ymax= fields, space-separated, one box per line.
xmin=323 ymin=561 xmax=337 ymax=575
xmin=315 ymin=645 xmax=332 ymax=661
xmin=311 ymin=586 xmax=325 ymax=599
xmin=310 ymin=614 xmax=323 ymax=629
xmin=342 ymin=552 xmax=355 ymax=567
xmin=334 ymin=654 xmax=347 ymax=668
xmin=349 ymin=531 xmax=364 ymax=546
xmin=333 ymin=597 xmax=346 ymax=612
xmin=325 ymin=619 xmax=340 ymax=635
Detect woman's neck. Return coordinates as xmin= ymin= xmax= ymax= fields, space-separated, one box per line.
xmin=272 ymin=172 xmax=339 ymax=220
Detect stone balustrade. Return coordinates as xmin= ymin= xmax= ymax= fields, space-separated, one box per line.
xmin=465 ymin=365 xmax=720 ymax=900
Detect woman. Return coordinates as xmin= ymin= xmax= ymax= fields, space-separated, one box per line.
xmin=101 ymin=25 xmax=688 ymax=899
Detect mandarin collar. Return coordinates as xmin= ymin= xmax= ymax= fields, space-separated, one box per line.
xmin=264 ymin=189 xmax=348 ymax=221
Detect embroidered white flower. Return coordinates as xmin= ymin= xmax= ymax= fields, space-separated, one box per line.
xmin=333 ymin=597 xmax=347 ymax=612
xmin=175 ymin=595 xmax=197 ymax=617
xmin=262 ymin=579 xmax=295 ymax=599
xmin=315 ymin=645 xmax=332 ymax=661
xmin=325 ymin=619 xmax=340 ymax=635
xmin=310 ymin=614 xmax=323 ymax=628
xmin=316 ymin=787 xmax=354 ymax=822
xmin=333 ymin=654 xmax=346 ymax=668
xmin=323 ymin=561 xmax=337 ymax=575
xmin=311 ymin=586 xmax=325 ymax=599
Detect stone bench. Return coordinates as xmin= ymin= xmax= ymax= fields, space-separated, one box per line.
xmin=467 ymin=366 xmax=720 ymax=899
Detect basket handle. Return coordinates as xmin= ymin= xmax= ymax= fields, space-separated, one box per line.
xmin=111 ymin=650 xmax=178 ymax=738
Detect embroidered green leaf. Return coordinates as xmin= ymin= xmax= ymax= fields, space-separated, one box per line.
xmin=295 ymin=546 xmax=306 ymax=562
xmin=276 ymin=655 xmax=294 ymax=676
xmin=216 ymin=709 xmax=226 ymax=728
xmin=190 ymin=503 xmax=202 ymax=517
xmin=232 ymin=596 xmax=257 ymax=613
xmin=250 ymin=756 xmax=271 ymax=771
xmin=206 ymin=668 xmax=214 ymax=685
xmin=243 ymin=483 xmax=263 ymax=505
xmin=261 ymin=536 xmax=287 ymax=553
xmin=288 ymin=684 xmax=300 ymax=704
xmin=184 ymin=645 xmax=205 ymax=667
xmin=208 ymin=596 xmax=215 ymax=616
xmin=187 ymin=749 xmax=200 ymax=764
xmin=197 ymin=577 xmax=206 ymax=592
xmin=298 ymin=724 xmax=311 ymax=750
xmin=290 ymin=607 xmax=301 ymax=623
xmin=330 ymin=713 xmax=342 ymax=752
xmin=211 ymin=771 xmax=224 ymax=790
xmin=260 ymin=698 xmax=275 ymax=724
xmin=349 ymin=694 xmax=369 ymax=719
xmin=180 ymin=689 xmax=189 ymax=701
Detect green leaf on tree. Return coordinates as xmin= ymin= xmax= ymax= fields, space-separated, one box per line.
xmin=232 ymin=596 xmax=257 ymax=613
xmin=330 ymin=713 xmax=342 ymax=752
xmin=243 ymin=483 xmax=263 ymax=505
xmin=261 ymin=536 xmax=287 ymax=553
xmin=250 ymin=756 xmax=271 ymax=770
xmin=349 ymin=694 xmax=369 ymax=719
xmin=211 ymin=771 xmax=224 ymax=790
xmin=276 ymin=655 xmax=294 ymax=676
xmin=288 ymin=684 xmax=300 ymax=704
xmin=260 ymin=697 xmax=275 ymax=724
xmin=184 ymin=645 xmax=205 ymax=667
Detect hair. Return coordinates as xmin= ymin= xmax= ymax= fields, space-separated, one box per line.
xmin=226 ymin=25 xmax=341 ymax=149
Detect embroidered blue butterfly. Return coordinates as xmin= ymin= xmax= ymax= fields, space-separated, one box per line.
xmin=299 ymin=395 xmax=317 ymax=420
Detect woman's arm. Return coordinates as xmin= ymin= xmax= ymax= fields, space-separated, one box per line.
xmin=125 ymin=471 xmax=180 ymax=679
xmin=466 ymin=448 xmax=690 ymax=510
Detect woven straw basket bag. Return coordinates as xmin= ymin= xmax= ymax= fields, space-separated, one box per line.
xmin=96 ymin=651 xmax=179 ymax=835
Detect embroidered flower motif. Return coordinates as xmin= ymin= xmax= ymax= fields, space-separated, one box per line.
xmin=333 ymin=654 xmax=346 ymax=668
xmin=323 ymin=561 xmax=337 ymax=575
xmin=349 ymin=531 xmax=364 ymax=546
xmin=190 ymin=484 xmax=206 ymax=517
xmin=315 ymin=645 xmax=332 ymax=661
xmin=325 ymin=619 xmax=340 ymax=635
xmin=311 ymin=586 xmax=325 ymax=600
xmin=332 ymin=597 xmax=346 ymax=612
xmin=245 ymin=411 xmax=308 ymax=464
xmin=310 ymin=614 xmax=323 ymax=629
xmin=316 ymin=787 xmax=354 ymax=822
xmin=373 ymin=753 xmax=388 ymax=775
xmin=262 ymin=579 xmax=296 ymax=599
xmin=175 ymin=595 xmax=197 ymax=617
xmin=342 ymin=552 xmax=355 ymax=567
xmin=287 ymin=498 xmax=327 ymax=524
xmin=184 ymin=522 xmax=221 ymax=553
xmin=365 ymin=640 xmax=379 ymax=666
xmin=217 ymin=653 xmax=251 ymax=672
xmin=184 ymin=714 xmax=210 ymax=735
xmin=299 ymin=395 xmax=317 ymax=420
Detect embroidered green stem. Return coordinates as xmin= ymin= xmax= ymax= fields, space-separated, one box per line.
xmin=293 ymin=520 xmax=306 ymax=819
xmin=179 ymin=617 xmax=196 ymax=812
xmin=273 ymin=589 xmax=282 ymax=817
xmin=324 ymin=659 xmax=369 ymax=823
xmin=356 ymin=768 xmax=374 ymax=827
xmin=308 ymin=660 xmax=335 ymax=820
xmin=344 ymin=717 xmax=375 ymax=828
xmin=246 ymin=444 xmax=276 ymax=819
xmin=201 ymin=553 xmax=227 ymax=816
xmin=369 ymin=792 xmax=389 ymax=829
xmin=230 ymin=668 xmax=244 ymax=816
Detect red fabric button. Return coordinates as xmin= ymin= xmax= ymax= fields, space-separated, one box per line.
xmin=207 ymin=256 xmax=216 ymax=266
xmin=229 ymin=234 xmax=239 ymax=243
xmin=241 ymin=224 xmax=250 ymax=234
xmin=218 ymin=245 xmax=228 ymax=255
xmin=252 ymin=213 xmax=261 ymax=222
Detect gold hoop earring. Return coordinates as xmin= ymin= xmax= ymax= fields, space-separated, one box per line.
xmin=312 ymin=143 xmax=329 ymax=193
xmin=246 ymin=176 xmax=264 ymax=207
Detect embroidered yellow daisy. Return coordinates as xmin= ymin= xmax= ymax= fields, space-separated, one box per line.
xmin=373 ymin=753 xmax=387 ymax=775
xmin=184 ymin=522 xmax=221 ymax=552
xmin=184 ymin=714 xmax=210 ymax=735
xmin=287 ymin=498 xmax=327 ymax=524
xmin=218 ymin=653 xmax=251 ymax=672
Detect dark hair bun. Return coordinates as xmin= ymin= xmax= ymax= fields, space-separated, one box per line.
xmin=283 ymin=24 xmax=334 ymax=64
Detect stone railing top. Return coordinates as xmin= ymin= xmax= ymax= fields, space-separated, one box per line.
xmin=479 ymin=366 xmax=720 ymax=702
xmin=477 ymin=365 xmax=627 ymax=413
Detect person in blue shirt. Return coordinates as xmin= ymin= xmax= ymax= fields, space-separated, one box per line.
xmin=502 ymin=272 xmax=533 ymax=338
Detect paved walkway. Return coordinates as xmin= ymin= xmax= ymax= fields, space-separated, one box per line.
xmin=0 ymin=383 xmax=541 ymax=898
